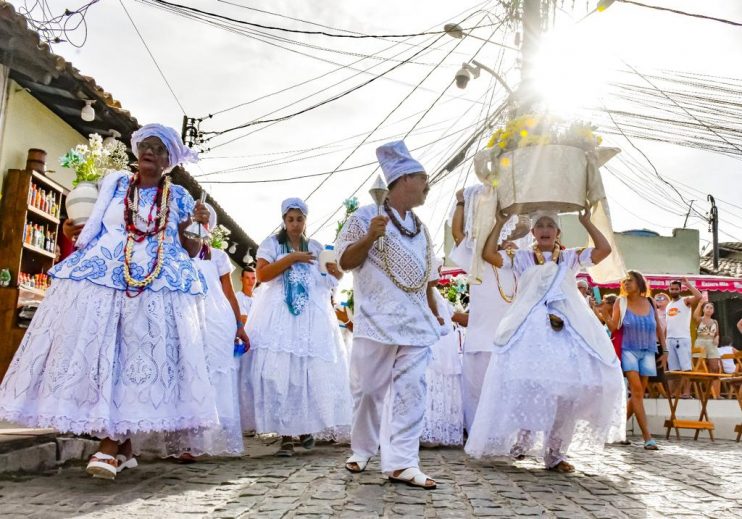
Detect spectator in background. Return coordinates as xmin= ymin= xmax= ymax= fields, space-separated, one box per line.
xmin=604 ymin=271 xmax=666 ymax=450
xmin=237 ymin=266 xmax=257 ymax=323
xmin=694 ymin=300 xmax=722 ymax=395
xmin=595 ymin=293 xmax=617 ymax=332
xmin=653 ymin=292 xmax=670 ymax=339
xmin=718 ymin=336 xmax=738 ymax=375
xmin=577 ymin=279 xmax=590 ymax=298
xmin=666 ymin=278 xmax=702 ymax=398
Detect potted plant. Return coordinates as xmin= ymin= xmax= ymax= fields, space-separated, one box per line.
xmin=60 ymin=134 xmax=129 ymax=224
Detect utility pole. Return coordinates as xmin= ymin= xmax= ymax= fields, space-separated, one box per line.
xmin=181 ymin=115 xmax=201 ymax=149
xmin=517 ymin=0 xmax=543 ymax=114
xmin=707 ymin=194 xmax=719 ymax=271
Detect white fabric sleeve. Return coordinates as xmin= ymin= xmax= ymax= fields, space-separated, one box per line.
xmin=334 ymin=213 xmax=368 ymax=271
xmin=565 ymin=247 xmax=595 ymax=270
xmin=427 ymin=226 xmax=439 ymax=282
xmin=213 ymin=248 xmax=234 ymax=277
xmin=256 ymin=236 xmax=278 ymax=263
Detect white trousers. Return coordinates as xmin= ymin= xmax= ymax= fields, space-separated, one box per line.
xmin=350 ymin=337 xmax=430 ymax=473
xmin=462 ymin=351 xmax=492 ymax=432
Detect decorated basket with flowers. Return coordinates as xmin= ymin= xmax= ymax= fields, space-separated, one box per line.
xmin=60 ymin=134 xmax=129 ymax=224
xmin=474 ymin=114 xmax=618 ymax=215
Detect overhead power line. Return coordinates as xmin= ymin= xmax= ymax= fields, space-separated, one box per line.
xmin=139 ymin=0 xmax=510 ymax=40
xmin=617 ymin=0 xmax=742 ymax=28
xmin=118 ymin=0 xmax=186 ymax=114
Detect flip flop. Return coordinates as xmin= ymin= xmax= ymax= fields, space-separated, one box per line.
xmin=300 ymin=434 xmax=315 ymax=450
xmin=275 ymin=441 xmax=294 ymax=457
xmin=345 ymin=454 xmax=371 ymax=473
xmin=388 ymin=468 xmax=437 ymax=490
xmin=86 ymin=452 xmax=118 ymax=480
xmin=644 ymin=439 xmax=659 ymax=450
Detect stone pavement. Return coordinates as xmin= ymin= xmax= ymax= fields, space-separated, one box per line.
xmin=0 ymin=436 xmax=740 ymax=518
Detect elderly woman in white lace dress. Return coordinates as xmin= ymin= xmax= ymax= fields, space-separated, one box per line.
xmin=0 ymin=124 xmax=219 ymax=479
xmin=244 ymin=198 xmax=352 ymax=456
xmin=465 ymin=208 xmax=625 ymax=473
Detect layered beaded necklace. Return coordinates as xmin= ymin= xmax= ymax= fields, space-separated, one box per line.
xmin=380 ymin=199 xmax=431 ymax=293
xmin=122 ymin=173 xmax=171 ymax=296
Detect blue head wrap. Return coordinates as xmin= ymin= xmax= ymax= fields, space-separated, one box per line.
xmin=376 ymin=140 xmax=425 ymax=185
xmin=131 ymin=123 xmax=199 ymax=172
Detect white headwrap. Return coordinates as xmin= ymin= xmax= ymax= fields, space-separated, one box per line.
xmin=281 ymin=197 xmax=308 ymax=216
xmin=529 ymin=210 xmax=560 ymax=229
xmin=131 ymin=123 xmax=199 ymax=172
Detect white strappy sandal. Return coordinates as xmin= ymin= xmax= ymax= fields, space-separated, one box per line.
xmin=388 ymin=467 xmax=437 ymax=489
xmin=86 ymin=452 xmax=118 ymax=479
xmin=116 ymin=454 xmax=138 ymax=473
xmin=345 ymin=454 xmax=371 ymax=473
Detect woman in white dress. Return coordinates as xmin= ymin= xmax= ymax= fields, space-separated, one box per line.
xmin=465 ymin=208 xmax=625 ymax=472
xmin=245 ymin=198 xmax=352 ymax=456
xmin=145 ymin=207 xmax=249 ymax=460
xmin=0 ymin=124 xmax=217 ymax=479
xmin=421 ymin=287 xmax=464 ymax=447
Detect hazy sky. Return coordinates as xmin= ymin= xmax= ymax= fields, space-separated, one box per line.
xmin=20 ymin=0 xmax=742 ymax=254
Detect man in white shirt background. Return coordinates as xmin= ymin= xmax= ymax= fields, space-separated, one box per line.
xmin=237 ymin=266 xmax=257 ymax=323
xmin=665 ymin=278 xmax=702 ymax=398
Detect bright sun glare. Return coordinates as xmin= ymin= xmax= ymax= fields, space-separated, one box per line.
xmin=531 ymin=25 xmax=611 ymax=117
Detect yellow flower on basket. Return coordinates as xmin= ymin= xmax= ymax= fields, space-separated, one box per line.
xmin=499 ymin=156 xmax=511 ymax=168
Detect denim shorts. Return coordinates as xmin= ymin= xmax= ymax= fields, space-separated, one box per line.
xmin=621 ymin=350 xmax=657 ymax=377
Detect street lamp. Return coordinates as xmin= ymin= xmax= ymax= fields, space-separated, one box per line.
xmin=442 ymin=23 xmax=519 ymax=51
xmin=454 ymin=60 xmax=513 ymax=95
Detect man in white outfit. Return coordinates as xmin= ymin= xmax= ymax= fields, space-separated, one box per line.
xmin=450 ymin=186 xmax=521 ymax=432
xmin=336 ymin=140 xmax=442 ymax=490
xmin=666 ymin=278 xmax=702 ymax=398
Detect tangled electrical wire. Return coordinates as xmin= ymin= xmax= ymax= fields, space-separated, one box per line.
xmin=16 ymin=0 xmax=100 ymax=47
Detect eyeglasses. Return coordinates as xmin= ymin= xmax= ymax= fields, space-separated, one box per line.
xmin=137 ymin=140 xmax=168 ymax=156
xmin=655 ymin=296 xmax=667 ymax=301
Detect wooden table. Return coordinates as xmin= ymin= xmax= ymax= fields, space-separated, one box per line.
xmin=664 ymin=371 xmax=730 ymax=441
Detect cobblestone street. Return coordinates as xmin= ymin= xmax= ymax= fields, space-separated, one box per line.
xmin=0 ymin=436 xmax=740 ymax=518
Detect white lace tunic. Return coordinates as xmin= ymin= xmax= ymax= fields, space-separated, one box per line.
xmin=335 ymin=204 xmax=440 ymax=347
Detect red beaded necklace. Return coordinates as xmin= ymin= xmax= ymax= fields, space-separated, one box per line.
xmin=122 ymin=174 xmax=171 ymax=297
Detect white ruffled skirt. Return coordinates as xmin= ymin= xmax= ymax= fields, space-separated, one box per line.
xmin=0 ymin=279 xmax=218 ymax=441
xmin=421 ymin=329 xmax=464 ymax=446
xmin=465 ymin=309 xmax=625 ymax=464
xmin=246 ymin=348 xmax=352 ymax=436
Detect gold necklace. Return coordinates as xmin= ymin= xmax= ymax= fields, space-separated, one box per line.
xmin=492 ymin=264 xmax=517 ymax=303
xmin=381 ymin=226 xmax=432 ymax=293
xmin=533 ymin=243 xmax=560 ymax=265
